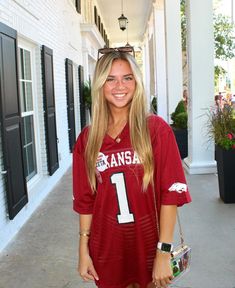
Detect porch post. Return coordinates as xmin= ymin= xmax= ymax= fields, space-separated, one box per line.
xmin=153 ymin=2 xmax=167 ymax=121
xmin=184 ymin=0 xmax=216 ymax=174
xmin=164 ymin=0 xmax=183 ymax=122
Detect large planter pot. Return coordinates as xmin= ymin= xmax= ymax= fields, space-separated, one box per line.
xmin=216 ymin=145 xmax=235 ymax=203
xmin=171 ymin=126 xmax=188 ymax=159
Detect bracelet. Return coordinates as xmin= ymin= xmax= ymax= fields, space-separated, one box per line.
xmin=79 ymin=231 xmax=90 ymax=237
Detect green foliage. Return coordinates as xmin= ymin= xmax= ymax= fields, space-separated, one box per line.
xmin=207 ymin=106 xmax=235 ymax=150
xmin=214 ymin=14 xmax=235 ymax=60
xmin=180 ymin=1 xmax=235 ymax=89
xmin=171 ymin=100 xmax=188 ymax=129
xmin=174 ymin=112 xmax=188 ymax=129
xmin=214 ymin=65 xmax=227 ymax=81
xmin=171 ymin=100 xmax=185 ymax=122
xmin=172 ymin=100 xmax=185 ymax=116
xmin=83 ymin=80 xmax=92 ymax=110
xmin=180 ymin=1 xmax=235 ymax=60
xmin=214 ymin=65 xmax=227 ymax=89
xmin=151 ymin=96 xmax=157 ymax=114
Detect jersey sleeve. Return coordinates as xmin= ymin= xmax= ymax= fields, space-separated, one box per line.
xmin=72 ymin=129 xmax=96 ymax=214
xmin=152 ymin=117 xmax=191 ymax=207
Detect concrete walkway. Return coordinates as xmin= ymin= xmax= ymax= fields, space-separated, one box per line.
xmin=0 ymin=168 xmax=235 ymax=288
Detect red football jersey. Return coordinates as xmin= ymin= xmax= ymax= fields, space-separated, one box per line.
xmin=73 ymin=115 xmax=191 ymax=288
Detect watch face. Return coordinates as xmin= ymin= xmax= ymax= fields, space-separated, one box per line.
xmin=161 ymin=243 xmax=172 ymax=252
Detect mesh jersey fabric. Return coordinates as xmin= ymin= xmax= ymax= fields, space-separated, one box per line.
xmin=73 ymin=114 xmax=191 ymax=288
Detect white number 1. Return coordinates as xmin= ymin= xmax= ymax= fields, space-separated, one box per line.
xmin=111 ymin=172 xmax=134 ymax=224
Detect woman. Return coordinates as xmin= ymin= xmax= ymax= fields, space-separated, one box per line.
xmin=73 ymin=49 xmax=191 ymax=288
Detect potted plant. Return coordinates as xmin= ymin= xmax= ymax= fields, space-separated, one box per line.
xmin=151 ymin=96 xmax=157 ymax=114
xmin=171 ymin=99 xmax=188 ymax=159
xmin=207 ymin=105 xmax=235 ymax=203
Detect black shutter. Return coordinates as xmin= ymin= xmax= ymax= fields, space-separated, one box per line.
xmin=101 ymin=23 xmax=104 ymax=38
xmin=78 ymin=65 xmax=86 ymax=130
xmin=98 ymin=16 xmax=101 ymax=32
xmin=65 ymin=59 xmax=76 ymax=152
xmin=0 ymin=22 xmax=28 ymax=219
xmin=75 ymin=0 xmax=81 ymax=13
xmin=94 ymin=6 xmax=98 ymax=26
xmin=41 ymin=45 xmax=59 ymax=175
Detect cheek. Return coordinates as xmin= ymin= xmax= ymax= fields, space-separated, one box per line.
xmin=103 ymin=84 xmax=110 ymax=97
xmin=130 ymin=82 xmax=136 ymax=93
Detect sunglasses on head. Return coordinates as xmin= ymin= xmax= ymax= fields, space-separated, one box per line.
xmin=97 ymin=45 xmax=135 ymax=60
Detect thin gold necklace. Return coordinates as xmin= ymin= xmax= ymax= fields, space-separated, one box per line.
xmin=108 ymin=120 xmax=127 ymax=143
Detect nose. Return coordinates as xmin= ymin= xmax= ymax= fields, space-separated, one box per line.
xmin=115 ymin=78 xmax=125 ymax=89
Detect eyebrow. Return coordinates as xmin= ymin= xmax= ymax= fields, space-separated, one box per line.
xmin=107 ymin=73 xmax=134 ymax=77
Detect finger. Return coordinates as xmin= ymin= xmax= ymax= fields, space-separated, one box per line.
xmin=82 ymin=276 xmax=93 ymax=282
xmin=154 ymin=280 xmax=161 ymax=288
xmin=81 ymin=272 xmax=95 ymax=281
xmin=163 ymin=275 xmax=173 ymax=285
xmin=159 ymin=278 xmax=168 ymax=288
xmin=166 ymin=276 xmax=173 ymax=284
xmin=80 ymin=269 xmax=95 ymax=281
xmin=157 ymin=279 xmax=165 ymax=287
xmin=88 ymin=264 xmax=99 ymax=280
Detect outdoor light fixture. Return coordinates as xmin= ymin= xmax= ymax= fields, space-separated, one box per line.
xmin=118 ymin=0 xmax=128 ymax=31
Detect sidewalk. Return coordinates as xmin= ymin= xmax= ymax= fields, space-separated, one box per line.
xmin=0 ymin=168 xmax=235 ymax=288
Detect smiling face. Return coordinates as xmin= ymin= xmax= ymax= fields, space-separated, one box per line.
xmin=103 ymin=59 xmax=136 ymax=113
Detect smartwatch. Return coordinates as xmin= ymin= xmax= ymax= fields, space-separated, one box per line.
xmin=157 ymin=242 xmax=174 ymax=253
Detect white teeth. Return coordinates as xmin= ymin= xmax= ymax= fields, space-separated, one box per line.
xmin=114 ymin=94 xmax=125 ymax=97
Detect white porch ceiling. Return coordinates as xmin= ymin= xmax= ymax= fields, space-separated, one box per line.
xmin=96 ymin=0 xmax=154 ymax=46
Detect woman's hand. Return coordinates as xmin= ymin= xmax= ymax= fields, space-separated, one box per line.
xmin=152 ymin=251 xmax=173 ymax=288
xmin=78 ymin=251 xmax=99 ymax=282
xmin=78 ymin=233 xmax=99 ymax=282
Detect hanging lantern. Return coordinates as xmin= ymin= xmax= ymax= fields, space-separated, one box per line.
xmin=118 ymin=13 xmax=128 ymax=31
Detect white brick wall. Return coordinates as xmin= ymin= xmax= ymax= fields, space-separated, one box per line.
xmin=0 ymin=123 xmax=8 ymax=226
xmin=0 ymin=0 xmax=84 ymax=251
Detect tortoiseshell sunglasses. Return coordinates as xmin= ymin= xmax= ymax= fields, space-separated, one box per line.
xmin=97 ymin=45 xmax=135 ymax=60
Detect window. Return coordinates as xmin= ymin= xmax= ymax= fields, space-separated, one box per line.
xmin=19 ymin=48 xmax=37 ymax=181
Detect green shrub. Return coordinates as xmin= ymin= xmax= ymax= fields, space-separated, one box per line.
xmin=171 ymin=100 xmax=188 ymax=129
xmin=151 ymin=96 xmax=157 ymax=114
xmin=173 ymin=112 xmax=188 ymax=129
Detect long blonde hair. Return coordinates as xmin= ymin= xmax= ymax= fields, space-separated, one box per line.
xmin=85 ymin=51 xmax=153 ymax=191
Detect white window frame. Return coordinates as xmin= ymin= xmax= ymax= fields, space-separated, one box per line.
xmin=18 ymin=38 xmax=42 ymax=190
xmin=68 ymin=0 xmax=77 ymax=10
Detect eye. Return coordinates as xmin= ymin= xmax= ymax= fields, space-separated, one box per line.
xmin=106 ymin=77 xmax=116 ymax=82
xmin=123 ymin=75 xmax=134 ymax=82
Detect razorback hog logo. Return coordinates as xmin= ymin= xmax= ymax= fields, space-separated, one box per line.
xmin=168 ymin=182 xmax=187 ymax=193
